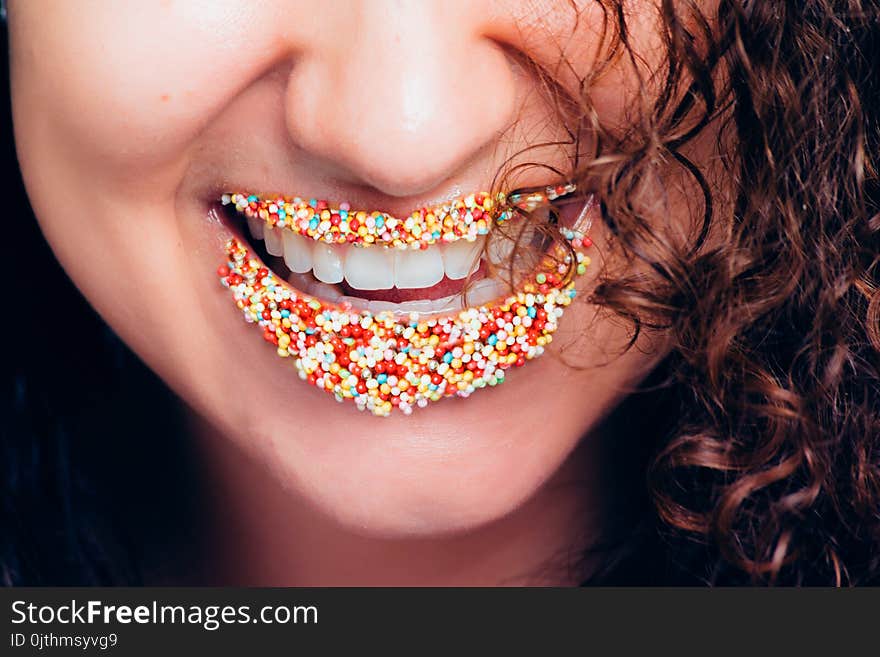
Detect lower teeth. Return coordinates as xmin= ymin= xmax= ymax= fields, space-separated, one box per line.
xmin=286 ymin=271 xmax=508 ymax=318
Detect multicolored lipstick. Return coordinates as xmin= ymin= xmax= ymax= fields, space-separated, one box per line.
xmin=218 ymin=186 xmax=593 ymax=416
xmin=221 ymin=184 xmax=576 ymax=248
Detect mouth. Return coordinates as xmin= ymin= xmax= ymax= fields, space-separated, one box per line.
xmin=217 ymin=185 xmax=594 ymax=417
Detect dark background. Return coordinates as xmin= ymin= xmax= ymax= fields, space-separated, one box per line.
xmin=1 ymin=24 xmax=194 ymax=586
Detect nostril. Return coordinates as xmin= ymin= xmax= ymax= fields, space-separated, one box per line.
xmin=282 ymin=36 xmax=517 ymax=198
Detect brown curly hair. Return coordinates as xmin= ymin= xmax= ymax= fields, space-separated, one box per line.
xmin=493 ymin=0 xmax=880 ymax=584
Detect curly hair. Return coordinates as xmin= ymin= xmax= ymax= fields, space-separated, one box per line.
xmin=500 ymin=0 xmax=880 ymax=584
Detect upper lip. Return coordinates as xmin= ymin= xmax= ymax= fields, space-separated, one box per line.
xmin=198 ymin=168 xmax=585 ymax=221
xmin=219 ymin=180 xmax=580 ymax=233
xmin=202 ymin=179 xmax=480 ymax=223
xmin=221 ymin=189 xmax=508 ymax=250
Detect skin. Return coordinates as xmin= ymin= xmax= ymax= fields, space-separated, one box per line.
xmin=8 ymin=1 xmax=713 ymax=584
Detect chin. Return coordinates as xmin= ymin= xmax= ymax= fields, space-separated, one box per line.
xmin=191 ymin=310 xmax=618 ymax=540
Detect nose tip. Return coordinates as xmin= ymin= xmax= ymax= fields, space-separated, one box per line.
xmin=283 ymin=9 xmax=516 ymax=197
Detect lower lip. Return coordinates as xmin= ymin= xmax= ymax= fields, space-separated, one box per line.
xmin=216 ymin=202 xmax=594 ymax=417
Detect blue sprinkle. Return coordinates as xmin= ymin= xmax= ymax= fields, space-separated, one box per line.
xmin=487 ymin=335 xmax=498 ymax=346
xmin=527 ymin=307 xmax=537 ymax=318
xmin=247 ymin=195 xmax=257 ymax=203
xmin=568 ymin=290 xmax=577 ymax=298
xmin=309 ymin=198 xmax=318 ymax=208
xmin=309 ymin=217 xmax=319 ymax=229
xmin=377 ymin=374 xmax=388 ymax=384
xmin=280 ymin=310 xmax=290 ymax=318
xmin=443 ymin=352 xmax=453 ymax=364
xmin=375 ymin=216 xmax=385 ymax=228
xmin=277 ymin=209 xmax=286 ymax=220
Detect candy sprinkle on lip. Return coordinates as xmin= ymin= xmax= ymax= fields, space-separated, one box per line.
xmin=218 ymin=205 xmax=593 ymax=417
xmin=221 ymin=183 xmax=576 ymax=248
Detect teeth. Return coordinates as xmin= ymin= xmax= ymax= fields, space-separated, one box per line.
xmin=288 ymin=272 xmax=342 ymax=302
xmin=336 ymin=294 xmax=465 ymax=319
xmin=247 ymin=215 xmax=265 ymax=240
xmin=247 ymin=220 xmax=508 ymax=310
xmin=465 ymin=278 xmax=507 ymax=306
xmin=264 ymin=225 xmax=284 ymax=257
xmin=486 ymin=211 xmax=548 ymax=269
xmin=308 ymin=279 xmax=343 ymax=302
xmin=282 ymin=231 xmax=314 ymax=274
xmin=429 ymin=293 xmax=465 ymax=314
xmin=442 ymin=236 xmax=484 ymax=279
xmin=312 ymin=242 xmax=345 ymax=284
xmin=344 ymin=245 xmax=394 ymax=290
xmin=394 ymin=246 xmax=444 ymax=288
xmin=247 ymin=220 xmax=482 ymax=286
xmin=486 ymin=232 xmax=514 ymax=267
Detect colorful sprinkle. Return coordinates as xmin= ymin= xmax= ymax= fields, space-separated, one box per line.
xmin=221 ymin=183 xmax=576 ymax=248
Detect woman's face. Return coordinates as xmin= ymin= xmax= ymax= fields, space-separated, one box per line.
xmin=9 ymin=1 xmax=694 ymax=536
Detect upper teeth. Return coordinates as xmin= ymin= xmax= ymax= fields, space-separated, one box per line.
xmin=249 ymin=219 xmax=486 ymax=289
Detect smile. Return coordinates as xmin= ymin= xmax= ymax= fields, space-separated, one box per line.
xmin=218 ymin=185 xmax=594 ymax=416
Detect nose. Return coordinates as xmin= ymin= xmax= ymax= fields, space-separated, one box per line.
xmin=283 ymin=1 xmax=516 ymax=197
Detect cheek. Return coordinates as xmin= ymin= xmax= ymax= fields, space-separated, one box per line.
xmin=9 ymin=2 xmax=281 ymax=184
xmin=8 ymin=4 xmax=284 ymax=383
